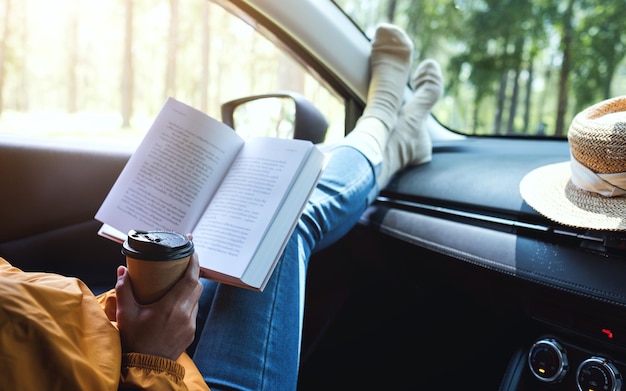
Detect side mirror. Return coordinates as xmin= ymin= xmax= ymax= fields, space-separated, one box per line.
xmin=221 ymin=91 xmax=328 ymax=143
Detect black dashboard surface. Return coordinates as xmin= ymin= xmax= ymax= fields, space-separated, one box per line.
xmin=363 ymin=137 xmax=626 ymax=308
xmin=385 ymin=137 xmax=569 ymax=219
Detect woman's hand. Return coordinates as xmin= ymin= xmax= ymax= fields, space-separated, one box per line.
xmin=115 ymin=253 xmax=203 ymax=360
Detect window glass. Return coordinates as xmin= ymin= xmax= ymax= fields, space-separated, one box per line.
xmin=0 ymin=0 xmax=345 ymax=149
xmin=334 ymin=0 xmax=626 ymax=137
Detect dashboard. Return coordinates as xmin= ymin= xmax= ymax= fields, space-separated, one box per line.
xmin=361 ymin=137 xmax=626 ymax=390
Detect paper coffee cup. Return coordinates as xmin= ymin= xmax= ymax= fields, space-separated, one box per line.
xmin=122 ymin=230 xmax=194 ymax=304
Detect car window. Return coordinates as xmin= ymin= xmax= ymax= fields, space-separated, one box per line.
xmin=0 ymin=0 xmax=346 ymax=149
xmin=334 ymin=0 xmax=626 ymax=138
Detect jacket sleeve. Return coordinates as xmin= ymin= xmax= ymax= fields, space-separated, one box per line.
xmin=0 ymin=258 xmax=210 ymax=391
xmin=0 ymin=258 xmax=121 ymax=391
xmin=117 ymin=352 xmax=210 ymax=391
xmin=98 ymin=290 xmax=211 ymax=391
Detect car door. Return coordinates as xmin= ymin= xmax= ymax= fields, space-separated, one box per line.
xmin=0 ymin=0 xmax=349 ymax=294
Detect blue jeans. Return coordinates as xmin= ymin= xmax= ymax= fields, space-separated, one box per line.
xmin=190 ymin=145 xmax=378 ymax=390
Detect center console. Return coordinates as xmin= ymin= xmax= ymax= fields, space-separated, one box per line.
xmin=501 ymin=291 xmax=626 ymax=391
xmin=502 ymin=333 xmax=626 ymax=391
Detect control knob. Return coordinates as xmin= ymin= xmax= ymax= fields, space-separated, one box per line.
xmin=576 ymin=356 xmax=622 ymax=391
xmin=528 ymin=338 xmax=568 ymax=383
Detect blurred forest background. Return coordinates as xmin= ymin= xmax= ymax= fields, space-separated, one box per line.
xmin=1 ymin=0 xmax=625 ymax=140
xmin=0 ymin=0 xmax=341 ymax=144
xmin=339 ymin=0 xmax=626 ymax=136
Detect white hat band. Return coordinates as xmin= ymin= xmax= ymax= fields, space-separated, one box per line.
xmin=570 ymin=154 xmax=626 ymax=197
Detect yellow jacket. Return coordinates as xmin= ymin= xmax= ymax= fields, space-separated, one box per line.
xmin=0 ymin=257 xmax=209 ymax=391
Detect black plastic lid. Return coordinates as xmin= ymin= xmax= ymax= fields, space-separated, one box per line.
xmin=121 ymin=230 xmax=194 ymax=261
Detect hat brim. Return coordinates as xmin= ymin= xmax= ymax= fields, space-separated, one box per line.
xmin=519 ymin=162 xmax=626 ymax=231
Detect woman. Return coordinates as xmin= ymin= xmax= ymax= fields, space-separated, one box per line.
xmin=0 ymin=24 xmax=443 ymax=390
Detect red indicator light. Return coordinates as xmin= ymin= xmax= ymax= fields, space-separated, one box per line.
xmin=601 ymin=328 xmax=614 ymax=339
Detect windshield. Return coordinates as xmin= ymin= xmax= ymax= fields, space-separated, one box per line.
xmin=334 ymin=0 xmax=626 ymax=138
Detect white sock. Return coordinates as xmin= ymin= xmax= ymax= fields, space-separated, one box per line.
xmin=378 ymin=59 xmax=444 ymax=187
xmin=343 ymin=24 xmax=413 ymax=166
xmin=360 ymin=23 xmax=414 ymax=130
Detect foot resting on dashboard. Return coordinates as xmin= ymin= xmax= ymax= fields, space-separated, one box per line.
xmin=343 ymin=23 xmax=413 ymax=169
xmin=377 ymin=58 xmax=444 ymax=187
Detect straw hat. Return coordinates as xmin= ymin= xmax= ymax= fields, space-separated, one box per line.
xmin=519 ymin=96 xmax=626 ymax=231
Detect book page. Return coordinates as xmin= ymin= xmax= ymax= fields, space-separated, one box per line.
xmin=95 ymin=97 xmax=244 ymax=236
xmin=236 ymin=148 xmax=326 ymax=289
xmin=191 ymin=137 xmax=314 ymax=277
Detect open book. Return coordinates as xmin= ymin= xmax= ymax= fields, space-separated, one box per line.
xmin=95 ymin=97 xmax=326 ymax=291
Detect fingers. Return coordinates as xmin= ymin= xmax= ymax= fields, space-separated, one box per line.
xmin=115 ymin=265 xmax=134 ymax=306
xmin=163 ymin=253 xmax=203 ymax=305
xmin=189 ymin=251 xmax=211 ymax=280
xmin=187 ymin=252 xmax=200 ymax=279
xmin=115 ymin=255 xmax=203 ymax=360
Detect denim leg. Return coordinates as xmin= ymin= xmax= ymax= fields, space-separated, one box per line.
xmin=192 ymin=239 xmax=303 ymax=391
xmin=191 ymin=145 xmax=376 ymax=391
xmin=300 ymin=145 xmax=378 ymax=259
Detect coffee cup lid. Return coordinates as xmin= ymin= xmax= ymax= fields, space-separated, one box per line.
xmin=122 ymin=230 xmax=194 ymax=261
